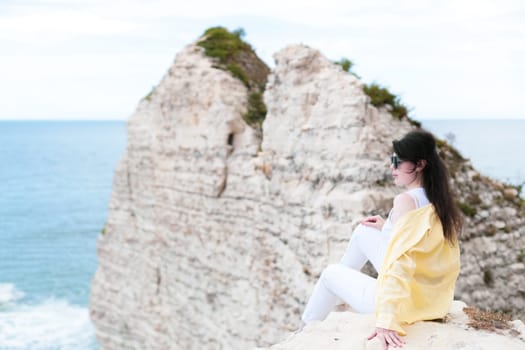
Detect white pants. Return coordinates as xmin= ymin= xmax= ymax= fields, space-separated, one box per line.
xmin=301 ymin=224 xmax=390 ymax=323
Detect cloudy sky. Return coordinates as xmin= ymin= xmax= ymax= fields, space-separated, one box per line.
xmin=1 ymin=0 xmax=524 ymax=120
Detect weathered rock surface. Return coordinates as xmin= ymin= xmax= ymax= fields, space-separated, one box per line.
xmin=262 ymin=301 xmax=525 ymax=350
xmin=90 ymin=34 xmax=525 ymax=349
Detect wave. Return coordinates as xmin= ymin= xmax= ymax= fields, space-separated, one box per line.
xmin=0 ymin=284 xmax=24 ymax=305
xmin=0 ymin=284 xmax=97 ymax=350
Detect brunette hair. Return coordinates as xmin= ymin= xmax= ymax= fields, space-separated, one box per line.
xmin=393 ymin=130 xmax=463 ymax=243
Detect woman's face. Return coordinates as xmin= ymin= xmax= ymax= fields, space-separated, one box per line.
xmin=390 ymin=154 xmax=419 ymax=188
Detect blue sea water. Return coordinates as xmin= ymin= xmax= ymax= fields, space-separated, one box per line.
xmin=423 ymin=119 xmax=525 ymax=186
xmin=0 ymin=121 xmax=126 ymax=350
xmin=0 ymin=119 xmax=523 ymax=349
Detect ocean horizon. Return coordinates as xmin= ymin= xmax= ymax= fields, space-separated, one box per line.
xmin=0 ymin=119 xmax=523 ymax=349
xmin=422 ymin=119 xmax=525 ymax=186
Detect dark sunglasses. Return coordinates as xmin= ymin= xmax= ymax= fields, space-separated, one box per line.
xmin=390 ymin=154 xmax=405 ymax=169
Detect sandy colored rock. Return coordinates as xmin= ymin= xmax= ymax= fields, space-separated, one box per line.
xmin=90 ymin=35 xmax=525 ymax=350
xmin=264 ymin=301 xmax=525 ymax=350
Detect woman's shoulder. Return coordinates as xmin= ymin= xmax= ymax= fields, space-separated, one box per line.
xmin=391 ymin=193 xmax=417 ymax=223
xmin=393 ymin=192 xmax=417 ymax=209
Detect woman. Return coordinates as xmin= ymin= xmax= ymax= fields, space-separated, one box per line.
xmin=299 ymin=130 xmax=463 ymax=349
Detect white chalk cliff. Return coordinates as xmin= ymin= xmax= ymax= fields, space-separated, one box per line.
xmin=90 ymin=33 xmax=525 ymax=349
xmin=263 ymin=301 xmax=525 ymax=350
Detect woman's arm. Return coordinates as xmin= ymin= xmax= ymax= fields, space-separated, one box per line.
xmin=375 ymin=252 xmax=416 ymax=334
xmin=371 ymin=250 xmax=417 ymax=350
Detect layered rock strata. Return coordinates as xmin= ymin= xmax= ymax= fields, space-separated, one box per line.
xmin=90 ymin=36 xmax=525 ymax=349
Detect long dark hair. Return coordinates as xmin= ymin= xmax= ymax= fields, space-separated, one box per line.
xmin=393 ymin=130 xmax=463 ymax=243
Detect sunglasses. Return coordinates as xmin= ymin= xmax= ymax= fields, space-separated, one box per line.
xmin=390 ymin=154 xmax=405 ymax=169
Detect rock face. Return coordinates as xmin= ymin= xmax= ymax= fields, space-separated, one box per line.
xmin=263 ymin=301 xmax=525 ymax=350
xmin=90 ymin=35 xmax=525 ymax=349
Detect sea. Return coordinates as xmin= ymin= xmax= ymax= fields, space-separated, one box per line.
xmin=423 ymin=119 xmax=525 ymax=186
xmin=0 ymin=119 xmax=523 ymax=350
xmin=0 ymin=121 xmax=126 ymax=350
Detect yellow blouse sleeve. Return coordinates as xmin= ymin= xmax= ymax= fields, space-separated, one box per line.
xmin=375 ymin=206 xmax=460 ymax=336
xmin=375 ymin=251 xmax=416 ymax=335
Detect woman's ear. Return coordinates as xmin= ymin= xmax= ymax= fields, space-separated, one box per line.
xmin=417 ymin=159 xmax=427 ymax=172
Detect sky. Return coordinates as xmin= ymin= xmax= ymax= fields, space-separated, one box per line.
xmin=0 ymin=0 xmax=524 ymax=121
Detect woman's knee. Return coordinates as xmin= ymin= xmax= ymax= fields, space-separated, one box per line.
xmin=320 ymin=264 xmax=345 ymax=286
xmin=351 ymin=224 xmax=381 ymax=244
xmin=350 ymin=224 xmax=368 ymax=243
xmin=355 ymin=223 xmax=380 ymax=235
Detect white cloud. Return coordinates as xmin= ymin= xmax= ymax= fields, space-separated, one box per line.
xmin=0 ymin=53 xmax=172 ymax=119
xmin=0 ymin=10 xmax=141 ymax=43
xmin=0 ymin=0 xmax=523 ymax=119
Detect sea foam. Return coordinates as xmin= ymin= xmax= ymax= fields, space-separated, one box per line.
xmin=0 ymin=284 xmax=97 ymax=350
xmin=0 ymin=284 xmax=24 ymax=305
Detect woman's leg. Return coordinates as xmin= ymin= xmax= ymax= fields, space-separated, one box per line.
xmin=300 ymin=224 xmax=387 ymax=324
xmin=339 ymin=224 xmax=389 ymax=273
xmin=301 ymin=264 xmax=376 ymax=323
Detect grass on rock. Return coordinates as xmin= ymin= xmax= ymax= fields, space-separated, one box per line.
xmin=198 ymin=27 xmax=270 ymax=130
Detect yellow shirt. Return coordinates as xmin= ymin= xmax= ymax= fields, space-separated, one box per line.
xmin=375 ymin=204 xmax=460 ymax=335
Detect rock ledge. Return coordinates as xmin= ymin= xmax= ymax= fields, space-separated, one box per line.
xmin=263 ymin=301 xmax=525 ymax=350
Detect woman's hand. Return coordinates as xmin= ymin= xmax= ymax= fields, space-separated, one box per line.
xmin=367 ymin=327 xmax=405 ymax=349
xmin=360 ymin=215 xmax=385 ymax=230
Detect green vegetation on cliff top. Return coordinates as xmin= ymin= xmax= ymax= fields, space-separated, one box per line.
xmin=363 ymin=83 xmax=409 ymax=120
xmin=198 ymin=27 xmax=269 ymax=130
xmin=334 ymin=56 xmax=419 ymax=127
